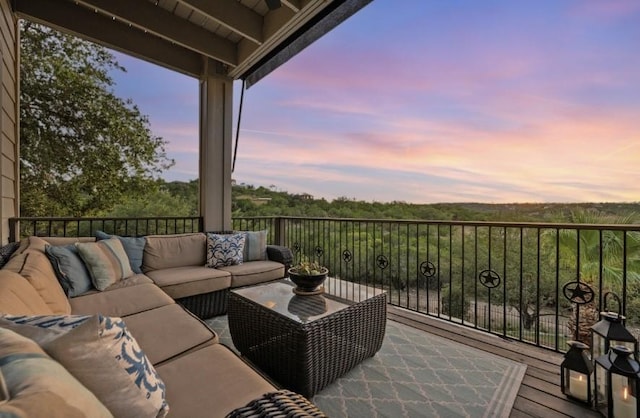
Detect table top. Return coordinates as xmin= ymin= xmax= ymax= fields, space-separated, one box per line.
xmin=231 ymin=277 xmax=385 ymax=324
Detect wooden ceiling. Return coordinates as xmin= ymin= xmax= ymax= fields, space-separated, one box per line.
xmin=13 ymin=0 xmax=371 ymax=86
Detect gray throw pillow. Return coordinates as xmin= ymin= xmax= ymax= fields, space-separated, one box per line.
xmin=45 ymin=244 xmax=94 ymax=297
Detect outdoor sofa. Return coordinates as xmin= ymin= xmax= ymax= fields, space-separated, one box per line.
xmin=0 ymin=232 xmax=325 ymax=417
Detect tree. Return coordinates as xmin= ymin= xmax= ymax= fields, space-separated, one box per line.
xmin=20 ymin=23 xmax=173 ymax=216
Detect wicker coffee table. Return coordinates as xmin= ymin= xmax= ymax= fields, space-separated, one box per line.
xmin=228 ymin=277 xmax=387 ymax=398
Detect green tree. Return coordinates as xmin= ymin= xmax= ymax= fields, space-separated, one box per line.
xmin=20 ymin=23 xmax=173 ymax=217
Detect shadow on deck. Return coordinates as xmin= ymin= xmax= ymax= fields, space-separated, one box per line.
xmin=387 ymin=306 xmax=601 ymax=418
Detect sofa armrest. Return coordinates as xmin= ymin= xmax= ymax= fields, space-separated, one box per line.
xmin=266 ymin=245 xmax=293 ymax=273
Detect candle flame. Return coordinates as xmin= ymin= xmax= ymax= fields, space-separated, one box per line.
xmin=578 ymin=375 xmax=583 ymax=382
xmin=623 ymin=386 xmax=628 ymax=401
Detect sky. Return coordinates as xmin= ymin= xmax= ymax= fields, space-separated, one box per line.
xmin=110 ymin=0 xmax=640 ymax=204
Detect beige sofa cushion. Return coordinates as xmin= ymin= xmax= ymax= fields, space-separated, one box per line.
xmin=217 ymin=260 xmax=284 ymax=288
xmin=70 ymin=282 xmax=174 ymax=317
xmin=122 ymin=304 xmax=217 ymax=365
xmin=0 ymin=269 xmax=53 ymax=315
xmin=156 ymin=344 xmax=276 ymax=418
xmin=143 ymin=233 xmax=206 ymax=271
xmin=4 ymin=248 xmax=71 ymax=315
xmin=145 ymin=266 xmax=231 ymax=299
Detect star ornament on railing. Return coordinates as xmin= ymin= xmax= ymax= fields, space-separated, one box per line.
xmin=562 ymin=281 xmax=595 ymax=305
xmin=342 ymin=250 xmax=352 ymax=263
xmin=376 ymin=255 xmax=389 ymax=270
xmin=478 ymin=269 xmax=501 ymax=289
xmin=420 ymin=261 xmax=436 ymax=278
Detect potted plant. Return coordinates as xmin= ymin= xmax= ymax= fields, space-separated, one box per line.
xmin=287 ymin=260 xmax=329 ymax=294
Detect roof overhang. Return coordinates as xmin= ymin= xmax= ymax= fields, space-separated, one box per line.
xmin=13 ymin=0 xmax=372 ymax=85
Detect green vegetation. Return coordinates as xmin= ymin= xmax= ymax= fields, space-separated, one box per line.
xmin=20 ymin=23 xmax=173 ymax=217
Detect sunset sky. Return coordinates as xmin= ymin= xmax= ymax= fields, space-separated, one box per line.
xmin=111 ymin=0 xmax=640 ymax=204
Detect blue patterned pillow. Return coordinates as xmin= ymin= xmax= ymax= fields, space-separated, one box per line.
xmin=206 ymin=233 xmax=245 ymax=268
xmin=0 ymin=314 xmax=169 ymax=418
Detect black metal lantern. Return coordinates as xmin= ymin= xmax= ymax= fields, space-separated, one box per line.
xmin=591 ymin=311 xmax=639 ymax=359
xmin=590 ymin=293 xmax=638 ymax=360
xmin=594 ymin=346 xmax=640 ymax=417
xmin=561 ymin=341 xmax=594 ymax=404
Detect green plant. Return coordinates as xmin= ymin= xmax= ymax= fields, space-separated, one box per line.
xmin=290 ymin=260 xmax=327 ymax=275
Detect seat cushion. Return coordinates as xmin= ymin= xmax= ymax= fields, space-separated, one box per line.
xmin=70 ymin=282 xmax=174 ymax=317
xmin=217 ymin=260 xmax=284 ymax=288
xmin=156 ymin=344 xmax=276 ymax=418
xmin=143 ymin=233 xmax=206 ymax=271
xmin=120 ymin=304 xmax=217 ymax=365
xmin=145 ymin=266 xmax=231 ymax=299
xmin=0 ymin=269 xmax=52 ymax=315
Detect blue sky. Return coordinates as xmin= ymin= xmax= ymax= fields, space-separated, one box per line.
xmin=110 ymin=0 xmax=640 ymax=203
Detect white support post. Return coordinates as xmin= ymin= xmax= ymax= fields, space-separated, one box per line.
xmin=199 ymin=60 xmax=233 ymax=232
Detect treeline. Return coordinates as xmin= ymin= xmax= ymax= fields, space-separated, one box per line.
xmin=142 ymin=180 xmax=640 ymax=223
xmin=121 ymin=180 xmax=640 ymax=223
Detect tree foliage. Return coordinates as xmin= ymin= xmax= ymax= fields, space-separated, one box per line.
xmin=20 ymin=23 xmax=173 ymax=216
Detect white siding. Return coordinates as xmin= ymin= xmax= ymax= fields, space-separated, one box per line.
xmin=0 ymin=0 xmax=18 ymax=244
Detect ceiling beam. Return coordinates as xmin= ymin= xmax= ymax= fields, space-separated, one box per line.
xmin=230 ymin=0 xmax=327 ymax=79
xmin=14 ymin=0 xmax=204 ymax=78
xmin=176 ymin=0 xmax=264 ymax=45
xmin=282 ymin=0 xmax=302 ymax=13
xmin=74 ymin=0 xmax=237 ymax=66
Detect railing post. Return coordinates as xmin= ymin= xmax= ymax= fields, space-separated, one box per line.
xmin=273 ymin=217 xmax=286 ymax=246
xmin=8 ymin=218 xmax=17 ymax=243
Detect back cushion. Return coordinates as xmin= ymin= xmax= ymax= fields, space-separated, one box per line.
xmin=0 ymin=270 xmax=53 ymax=315
xmin=143 ymin=233 xmax=206 ymax=271
xmin=4 ymin=237 xmax=71 ymax=315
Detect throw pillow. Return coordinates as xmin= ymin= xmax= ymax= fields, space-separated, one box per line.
xmin=239 ymin=230 xmax=268 ymax=262
xmin=0 ymin=327 xmax=113 ymax=418
xmin=0 ymin=241 xmax=19 ymax=268
xmin=0 ymin=314 xmax=169 ymax=418
xmin=75 ymin=238 xmax=134 ymax=290
xmin=45 ymin=244 xmax=94 ymax=297
xmin=206 ymin=233 xmax=245 ymax=268
xmin=95 ymin=231 xmax=145 ymax=274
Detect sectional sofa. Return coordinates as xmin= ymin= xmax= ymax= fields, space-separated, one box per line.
xmin=0 ymin=232 xmax=324 ymax=418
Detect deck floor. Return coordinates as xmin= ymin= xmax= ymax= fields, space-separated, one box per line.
xmin=387 ymin=306 xmax=601 ymax=418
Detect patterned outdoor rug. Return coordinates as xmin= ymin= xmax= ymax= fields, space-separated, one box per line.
xmin=206 ymin=316 xmax=526 ymax=418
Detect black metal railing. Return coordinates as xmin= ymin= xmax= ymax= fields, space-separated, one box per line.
xmin=235 ymin=216 xmax=640 ymax=352
xmin=9 ymin=216 xmax=203 ymax=241
xmin=11 ymin=215 xmax=640 ymax=352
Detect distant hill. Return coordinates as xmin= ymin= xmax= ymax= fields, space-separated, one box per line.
xmin=227 ymin=183 xmax=640 ymax=223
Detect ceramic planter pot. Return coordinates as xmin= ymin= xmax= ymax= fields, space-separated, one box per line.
xmin=287 ymin=267 xmax=328 ymax=294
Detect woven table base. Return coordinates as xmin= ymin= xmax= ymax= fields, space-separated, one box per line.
xmin=225 ymin=389 xmax=327 ymax=418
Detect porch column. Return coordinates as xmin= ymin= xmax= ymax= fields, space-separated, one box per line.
xmin=199 ymin=61 xmax=233 ymax=232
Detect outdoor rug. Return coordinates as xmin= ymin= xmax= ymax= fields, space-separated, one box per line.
xmin=206 ymin=316 xmax=526 ymax=418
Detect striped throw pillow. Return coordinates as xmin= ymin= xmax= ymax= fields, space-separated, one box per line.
xmin=75 ymin=238 xmax=133 ymax=291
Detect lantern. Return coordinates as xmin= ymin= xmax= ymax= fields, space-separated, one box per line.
xmin=594 ymin=346 xmax=640 ymax=417
xmin=561 ymin=341 xmax=593 ymax=404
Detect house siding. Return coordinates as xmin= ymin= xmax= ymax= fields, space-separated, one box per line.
xmin=0 ymin=0 xmax=18 ymax=244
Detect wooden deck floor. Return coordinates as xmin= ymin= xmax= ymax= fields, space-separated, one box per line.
xmin=387 ymin=306 xmax=601 ymax=418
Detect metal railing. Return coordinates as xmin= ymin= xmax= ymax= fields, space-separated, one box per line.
xmin=11 ymin=215 xmax=640 ymax=352
xmin=9 ymin=216 xmax=203 ymax=241
xmin=236 ymin=216 xmax=640 ymax=352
